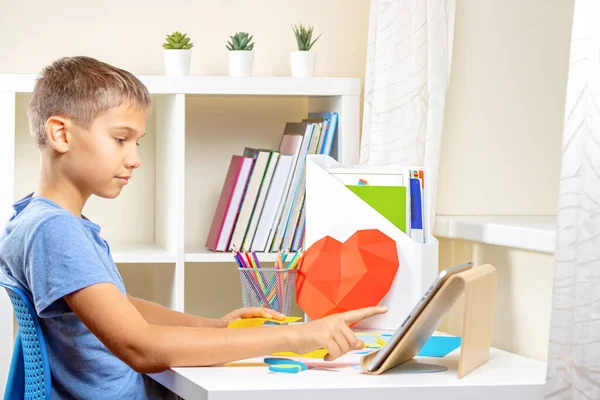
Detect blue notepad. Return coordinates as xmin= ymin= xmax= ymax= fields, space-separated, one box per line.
xmin=417 ymin=336 xmax=462 ymax=357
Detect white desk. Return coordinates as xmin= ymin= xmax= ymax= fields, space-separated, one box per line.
xmin=148 ymin=346 xmax=547 ymax=400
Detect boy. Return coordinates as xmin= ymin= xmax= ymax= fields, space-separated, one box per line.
xmin=0 ymin=56 xmax=387 ymax=399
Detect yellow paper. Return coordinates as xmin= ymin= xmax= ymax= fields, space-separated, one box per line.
xmin=227 ymin=316 xmax=302 ymax=329
xmin=271 ymin=349 xmax=329 ymax=358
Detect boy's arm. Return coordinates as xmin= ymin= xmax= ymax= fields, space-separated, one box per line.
xmin=127 ymin=295 xmax=219 ymax=328
xmin=65 ymin=283 xmax=385 ymax=374
xmin=127 ymin=296 xmax=285 ymax=328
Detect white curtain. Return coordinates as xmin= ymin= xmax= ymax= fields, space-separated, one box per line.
xmin=359 ymin=0 xmax=456 ymax=233
xmin=545 ymin=1 xmax=600 ymax=399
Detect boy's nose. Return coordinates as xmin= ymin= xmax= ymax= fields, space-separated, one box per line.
xmin=125 ymin=149 xmax=141 ymax=169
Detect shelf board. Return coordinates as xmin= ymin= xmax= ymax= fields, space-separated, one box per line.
xmin=433 ymin=215 xmax=557 ymax=254
xmin=110 ymin=244 xmax=176 ymax=263
xmin=185 ymin=248 xmax=294 ymax=263
xmin=0 ymin=74 xmax=361 ymax=96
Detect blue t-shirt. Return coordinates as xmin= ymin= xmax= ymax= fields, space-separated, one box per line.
xmin=0 ymin=194 xmax=164 ymax=399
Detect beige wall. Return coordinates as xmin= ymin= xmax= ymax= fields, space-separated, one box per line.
xmin=437 ymin=0 xmax=573 ymax=216
xmin=1 ymin=0 xmax=575 ymax=363
xmin=437 ymin=239 xmax=555 ymax=361
xmin=2 ymin=0 xmax=370 ymax=327
xmin=434 ymin=0 xmax=574 ymax=362
xmin=0 ymin=0 xmax=370 ymax=78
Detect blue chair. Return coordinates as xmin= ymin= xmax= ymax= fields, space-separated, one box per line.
xmin=1 ymin=283 xmax=51 ymax=400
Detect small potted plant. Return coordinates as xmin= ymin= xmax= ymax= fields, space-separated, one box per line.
xmin=162 ymin=31 xmax=194 ymax=76
xmin=290 ymin=24 xmax=322 ymax=78
xmin=226 ymin=32 xmax=255 ymax=77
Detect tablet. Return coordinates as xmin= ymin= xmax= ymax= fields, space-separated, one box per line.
xmin=366 ymin=261 xmax=474 ymax=372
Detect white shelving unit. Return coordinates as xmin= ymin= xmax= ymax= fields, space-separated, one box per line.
xmin=0 ymin=74 xmax=361 ymax=387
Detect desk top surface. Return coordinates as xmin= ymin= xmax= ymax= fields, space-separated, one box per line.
xmin=149 ymin=343 xmax=547 ymax=400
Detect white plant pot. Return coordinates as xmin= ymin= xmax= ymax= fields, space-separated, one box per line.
xmin=228 ymin=51 xmax=254 ymax=77
xmin=163 ymin=49 xmax=191 ymax=76
xmin=290 ymin=51 xmax=316 ymax=77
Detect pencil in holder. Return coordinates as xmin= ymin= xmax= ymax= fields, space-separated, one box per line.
xmin=238 ymin=267 xmax=297 ymax=316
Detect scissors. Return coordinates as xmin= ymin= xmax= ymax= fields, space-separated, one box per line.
xmin=263 ymin=357 xmax=338 ymax=373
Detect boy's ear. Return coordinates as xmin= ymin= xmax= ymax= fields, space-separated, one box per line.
xmin=45 ymin=116 xmax=70 ymax=153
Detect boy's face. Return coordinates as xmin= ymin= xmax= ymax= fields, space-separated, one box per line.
xmin=63 ymin=102 xmax=146 ymax=199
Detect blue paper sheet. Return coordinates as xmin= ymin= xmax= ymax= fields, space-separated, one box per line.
xmin=417 ymin=336 xmax=462 ymax=357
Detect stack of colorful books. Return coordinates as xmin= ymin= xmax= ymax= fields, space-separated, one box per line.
xmin=205 ymin=111 xmax=338 ymax=253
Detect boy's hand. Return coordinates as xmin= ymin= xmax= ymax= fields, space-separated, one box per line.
xmin=216 ymin=307 xmax=286 ymax=328
xmin=290 ymin=306 xmax=387 ymax=361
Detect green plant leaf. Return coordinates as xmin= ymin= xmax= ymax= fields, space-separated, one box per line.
xmin=293 ymin=26 xmax=304 ymax=50
xmin=307 ymin=32 xmax=321 ymax=50
xmin=227 ymin=31 xmax=255 ymax=50
xmin=291 ymin=24 xmax=320 ymax=50
xmin=163 ymin=31 xmax=193 ymax=48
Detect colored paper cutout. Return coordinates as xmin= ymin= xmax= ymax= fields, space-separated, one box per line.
xmin=346 ymin=185 xmax=407 ymax=233
xmin=227 ymin=316 xmax=301 ymax=329
xmin=417 ymin=336 xmax=462 ymax=357
xmin=296 ymin=229 xmax=400 ymax=321
xmin=271 ymin=349 xmax=329 ymax=358
xmin=369 ymin=335 xmax=462 ymax=357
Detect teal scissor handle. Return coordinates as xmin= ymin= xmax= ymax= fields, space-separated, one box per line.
xmin=264 ymin=357 xmax=307 ymax=373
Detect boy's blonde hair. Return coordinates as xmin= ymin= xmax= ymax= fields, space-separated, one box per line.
xmin=28 ymin=56 xmax=152 ymax=148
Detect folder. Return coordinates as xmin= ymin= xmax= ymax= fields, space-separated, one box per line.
xmin=304 ymin=155 xmax=439 ymax=330
xmin=346 ymin=186 xmax=407 ymax=233
xmin=324 ymin=164 xmax=412 ymax=234
xmin=409 ymin=176 xmax=424 ymax=243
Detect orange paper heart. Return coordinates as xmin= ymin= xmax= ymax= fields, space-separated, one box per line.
xmin=296 ymin=229 xmax=399 ymax=320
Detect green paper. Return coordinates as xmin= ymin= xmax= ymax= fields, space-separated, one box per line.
xmin=346 ymin=185 xmax=407 ymax=233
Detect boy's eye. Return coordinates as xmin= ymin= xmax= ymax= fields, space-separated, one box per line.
xmin=115 ymin=137 xmax=126 ymax=144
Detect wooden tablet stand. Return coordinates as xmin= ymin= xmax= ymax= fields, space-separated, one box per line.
xmin=360 ymin=264 xmax=497 ymax=378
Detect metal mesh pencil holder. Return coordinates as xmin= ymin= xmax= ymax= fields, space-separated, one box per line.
xmin=238 ymin=267 xmax=297 ymax=316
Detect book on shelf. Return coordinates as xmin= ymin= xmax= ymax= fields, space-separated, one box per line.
xmin=205 ymin=155 xmax=254 ymax=252
xmin=205 ymin=112 xmax=339 ymax=253
xmin=228 ymin=148 xmax=275 ymax=252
